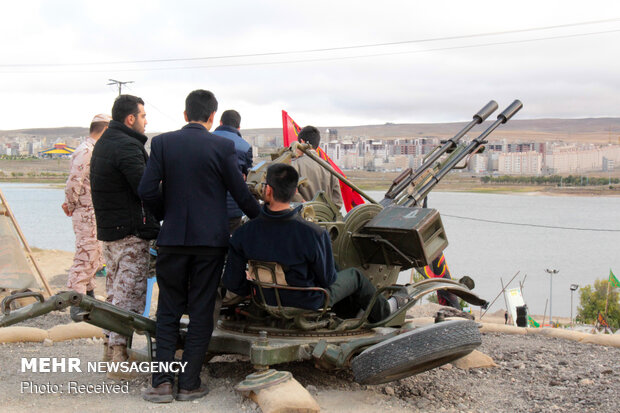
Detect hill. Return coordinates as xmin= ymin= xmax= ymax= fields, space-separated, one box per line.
xmin=242 ymin=117 xmax=620 ymax=144
xmin=2 ymin=118 xmax=620 ymax=144
xmin=0 ymin=127 xmax=88 ymax=137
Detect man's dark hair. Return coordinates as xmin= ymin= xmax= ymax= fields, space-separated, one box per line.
xmin=185 ymin=90 xmax=218 ymax=122
xmin=266 ymin=164 xmax=298 ymax=203
xmin=111 ymin=94 xmax=144 ymax=123
xmin=297 ymin=125 xmax=321 ymax=149
xmin=220 ymin=109 xmax=241 ymax=129
xmin=89 ymin=121 xmax=108 ymax=134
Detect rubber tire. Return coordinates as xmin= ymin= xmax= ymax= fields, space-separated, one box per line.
xmin=351 ymin=319 xmax=481 ymax=385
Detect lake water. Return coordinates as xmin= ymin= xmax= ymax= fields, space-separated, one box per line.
xmin=368 ymin=190 xmax=620 ymax=319
xmin=1 ymin=182 xmax=619 ymax=318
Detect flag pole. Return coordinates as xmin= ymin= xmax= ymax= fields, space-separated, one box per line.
xmin=605 ymin=271 xmax=611 ymax=318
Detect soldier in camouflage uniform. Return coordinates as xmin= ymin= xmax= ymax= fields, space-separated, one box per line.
xmin=62 ymin=114 xmax=110 ymax=305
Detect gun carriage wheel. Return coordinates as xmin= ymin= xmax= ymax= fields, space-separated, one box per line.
xmin=351 ymin=319 xmax=481 ymax=384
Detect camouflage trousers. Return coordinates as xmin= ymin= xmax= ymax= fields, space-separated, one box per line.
xmin=66 ymin=207 xmax=104 ymax=294
xmin=102 ymin=235 xmax=149 ymax=346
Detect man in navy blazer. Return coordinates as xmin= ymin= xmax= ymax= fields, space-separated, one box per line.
xmin=138 ymin=90 xmax=260 ymax=403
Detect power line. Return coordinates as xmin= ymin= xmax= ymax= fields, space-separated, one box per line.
xmin=122 ymin=83 xmax=178 ymax=124
xmin=442 ymin=214 xmax=620 ymax=232
xmin=3 ymin=27 xmax=619 ymax=75
xmin=2 ymin=17 xmax=620 ymax=68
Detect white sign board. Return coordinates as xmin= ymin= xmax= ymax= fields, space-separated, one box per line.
xmin=506 ymin=288 xmax=526 ymax=327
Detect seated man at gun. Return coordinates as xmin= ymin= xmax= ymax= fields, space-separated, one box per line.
xmin=222 ymin=163 xmax=408 ymax=321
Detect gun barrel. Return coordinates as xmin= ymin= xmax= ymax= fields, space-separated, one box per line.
xmin=0 ymin=291 xmax=79 ymax=328
xmin=474 ymin=100 xmax=500 ymax=123
xmin=498 ymin=99 xmax=523 ymax=123
xmin=381 ymin=100 xmax=498 ymax=205
xmin=402 ymin=100 xmax=523 ymax=206
xmin=0 ymin=291 xmax=157 ymax=339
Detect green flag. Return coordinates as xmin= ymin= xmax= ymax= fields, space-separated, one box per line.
xmin=527 ymin=315 xmax=540 ymax=328
xmin=610 ymin=269 xmax=620 ymax=289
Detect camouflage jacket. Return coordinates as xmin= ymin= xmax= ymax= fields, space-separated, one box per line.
xmin=292 ymin=150 xmax=343 ymax=209
xmin=64 ymin=137 xmax=96 ymax=213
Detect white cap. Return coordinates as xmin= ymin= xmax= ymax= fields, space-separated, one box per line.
xmin=91 ymin=113 xmax=111 ymax=123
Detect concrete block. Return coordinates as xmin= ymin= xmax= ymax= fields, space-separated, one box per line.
xmin=249 ymin=377 xmax=320 ymax=413
xmin=479 ymin=323 xmax=527 ymax=335
xmin=0 ymin=326 xmax=48 ymax=343
xmin=47 ymin=322 xmax=104 ymax=341
xmin=451 ymin=350 xmax=497 ymax=369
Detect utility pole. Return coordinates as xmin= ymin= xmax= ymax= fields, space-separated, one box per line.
xmin=107 ymin=79 xmax=134 ymax=96
xmin=545 ymin=269 xmax=559 ymax=326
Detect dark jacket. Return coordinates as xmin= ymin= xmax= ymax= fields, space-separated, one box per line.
xmin=90 ymin=120 xmax=160 ymax=242
xmin=212 ymin=125 xmax=253 ymax=218
xmin=138 ymin=123 xmax=260 ymax=248
xmin=222 ymin=205 xmax=337 ymax=310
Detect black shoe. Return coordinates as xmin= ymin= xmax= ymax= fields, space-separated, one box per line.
xmin=176 ymin=384 xmax=209 ymax=401
xmin=142 ymin=382 xmax=174 ymax=403
xmin=86 ymin=290 xmax=94 ymax=298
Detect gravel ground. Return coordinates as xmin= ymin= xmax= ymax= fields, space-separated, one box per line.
xmin=1 ymin=319 xmax=618 ymax=412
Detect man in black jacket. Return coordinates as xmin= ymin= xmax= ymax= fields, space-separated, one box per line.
xmin=138 ymin=90 xmax=260 ymax=402
xmin=90 ymin=94 xmax=160 ymax=378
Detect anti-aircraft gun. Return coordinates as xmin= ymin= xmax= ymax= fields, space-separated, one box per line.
xmin=1 ymin=100 xmax=522 ymax=388
xmin=246 ymin=99 xmax=522 ymax=291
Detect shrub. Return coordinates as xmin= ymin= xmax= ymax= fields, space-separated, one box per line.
xmin=576 ymin=278 xmax=619 ymax=329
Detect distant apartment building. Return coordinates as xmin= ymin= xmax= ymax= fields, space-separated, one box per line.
xmin=546 ymin=145 xmax=620 ymax=173
xmin=3 ymin=143 xmax=18 ymax=156
xmin=603 ymin=157 xmax=615 ymax=172
xmin=323 ymin=137 xmax=441 ymax=171
xmin=497 ymin=151 xmax=543 ymax=175
xmin=391 ymin=139 xmax=422 ymax=156
xmin=372 ymin=155 xmax=410 ymax=171
xmin=27 ymin=141 xmax=42 ymax=156
xmin=468 ymin=153 xmax=488 ymax=174
xmin=326 ymin=128 xmax=338 ymax=141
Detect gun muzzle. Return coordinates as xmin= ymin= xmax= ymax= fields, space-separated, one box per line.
xmin=473 ymin=100 xmax=498 ymax=123
xmin=498 ymin=99 xmax=523 ymax=123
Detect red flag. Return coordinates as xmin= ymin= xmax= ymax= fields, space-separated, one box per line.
xmin=282 ymin=110 xmax=365 ymax=212
xmin=315 ymin=147 xmax=365 ymax=211
xmin=421 ymin=253 xmax=451 ymax=279
xmin=282 ymin=110 xmax=301 ymax=147
xmin=420 ymin=253 xmax=461 ymax=308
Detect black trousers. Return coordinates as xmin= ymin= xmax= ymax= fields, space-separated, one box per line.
xmin=152 ymin=252 xmax=224 ymax=390
xmin=328 ymin=268 xmax=391 ymax=323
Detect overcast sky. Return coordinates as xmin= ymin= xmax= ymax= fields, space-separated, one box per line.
xmin=1 ymin=0 xmax=620 ymax=132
